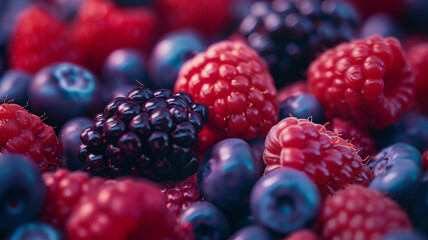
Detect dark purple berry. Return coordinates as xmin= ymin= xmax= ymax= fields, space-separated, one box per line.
xmin=117 ymin=132 xmax=142 ymax=157
xmin=173 ymin=122 xmax=197 ymax=148
xmin=129 ymin=113 xmax=151 ymax=138
xmin=153 ymin=89 xmax=173 ymax=99
xmin=191 ymin=103 xmax=209 ymax=124
xmin=148 ymin=131 xmax=170 ymax=157
xmin=103 ymin=117 xmax=126 ymax=140
xmin=188 ymin=111 xmax=203 ymax=132
xmin=116 ymin=100 xmax=141 ymax=120
xmin=143 ymin=98 xmax=168 ymax=112
xmin=92 ymin=113 xmax=106 ymax=132
xmin=104 ymin=97 xmax=126 ymax=117
xmin=167 ymin=96 xmax=189 ymax=109
xmin=126 ymin=86 xmax=154 ymax=104
xmin=169 ymin=106 xmax=187 ymax=123
xmin=150 ymin=107 xmax=173 ymax=132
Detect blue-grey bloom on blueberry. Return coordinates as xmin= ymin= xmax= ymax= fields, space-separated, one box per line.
xmin=229 ymin=225 xmax=274 ymax=240
xmin=102 ymin=48 xmax=148 ymax=88
xmin=368 ymin=142 xmax=423 ymax=206
xmin=0 ymin=153 xmax=46 ymax=234
xmin=279 ymin=93 xmax=324 ymax=123
xmin=149 ymin=29 xmax=204 ymax=90
xmin=409 ymin=179 xmax=428 ymax=231
xmin=0 ymin=70 xmax=31 ymax=106
xmin=28 ymin=63 xmax=103 ymax=126
xmin=179 ymin=201 xmax=229 ymax=240
xmin=197 ymin=138 xmax=261 ymax=211
xmin=379 ymin=230 xmax=427 ymax=240
xmin=250 ymin=168 xmax=321 ymax=236
xmin=6 ymin=222 xmax=63 ymax=240
xmin=59 ymin=117 xmax=92 ymax=170
xmin=374 ymin=111 xmax=428 ymax=152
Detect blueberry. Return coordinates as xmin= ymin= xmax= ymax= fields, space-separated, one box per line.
xmin=379 ymin=230 xmax=427 ymax=240
xmin=6 ymin=222 xmax=63 ymax=240
xmin=279 ymin=93 xmax=324 ymax=123
xmin=179 ymin=202 xmax=229 ymax=240
xmin=229 ymin=225 xmax=274 ymax=240
xmin=198 ymin=138 xmax=261 ymax=211
xmin=28 ymin=63 xmax=102 ymax=126
xmin=0 ymin=154 xmax=46 ymax=233
xmin=172 ymin=122 xmax=197 ymax=148
xmin=0 ymin=70 xmax=31 ymax=106
xmin=250 ymin=168 xmax=321 ymax=235
xmin=59 ymin=117 xmax=92 ymax=170
xmin=409 ymin=180 xmax=428 ymax=231
xmin=149 ymin=30 xmax=204 ymax=90
xmin=368 ymin=143 xmax=423 ymax=206
xmin=102 ymin=48 xmax=148 ymax=87
xmin=374 ymin=111 xmax=428 ymax=152
xmin=150 ymin=107 xmax=173 ymax=132
xmin=360 ymin=13 xmax=403 ymax=39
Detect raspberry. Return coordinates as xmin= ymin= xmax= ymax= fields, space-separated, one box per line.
xmin=66 ymin=179 xmax=178 ymax=240
xmin=78 ymin=87 xmax=208 ymax=181
xmin=0 ymin=103 xmax=63 ymax=171
xmin=263 ymin=117 xmax=372 ymax=198
xmin=39 ymin=169 xmax=104 ymax=230
xmin=239 ymin=0 xmax=359 ymax=87
xmin=174 ymin=40 xmax=278 ymax=151
xmin=8 ymin=6 xmax=83 ymax=73
xmin=160 ymin=174 xmax=201 ymax=217
xmin=327 ymin=118 xmax=378 ymax=160
xmin=282 ymin=230 xmax=319 ymax=240
xmin=72 ymin=0 xmax=156 ymax=72
xmin=408 ymin=43 xmax=428 ymax=115
xmin=308 ymin=35 xmax=415 ymax=129
xmin=155 ymin=0 xmax=231 ymax=37
xmin=319 ymin=185 xmax=413 ymax=240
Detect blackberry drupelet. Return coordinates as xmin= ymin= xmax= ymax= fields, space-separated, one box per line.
xmin=78 ymin=86 xmax=208 ymax=181
xmin=239 ymin=0 xmax=359 ymax=87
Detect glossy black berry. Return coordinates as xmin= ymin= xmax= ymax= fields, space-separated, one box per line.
xmin=104 ymin=97 xmax=125 ymax=117
xmin=154 ymin=89 xmax=173 ymax=99
xmin=239 ymin=0 xmax=359 ymax=87
xmin=79 ymin=86 xmax=208 ymax=181
xmin=116 ymin=100 xmax=141 ymax=120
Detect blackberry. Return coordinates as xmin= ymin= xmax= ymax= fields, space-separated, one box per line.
xmin=78 ymin=87 xmax=208 ymax=181
xmin=239 ymin=0 xmax=359 ymax=87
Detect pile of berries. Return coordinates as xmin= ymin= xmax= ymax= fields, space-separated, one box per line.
xmin=0 ymin=0 xmax=428 ymax=239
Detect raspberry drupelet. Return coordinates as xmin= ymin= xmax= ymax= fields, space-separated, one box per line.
xmin=263 ymin=117 xmax=372 ymax=198
xmin=319 ymin=185 xmax=413 ymax=240
xmin=174 ymin=40 xmax=279 ymax=152
xmin=308 ymin=35 xmax=415 ymax=129
xmin=0 ymin=103 xmax=63 ymax=171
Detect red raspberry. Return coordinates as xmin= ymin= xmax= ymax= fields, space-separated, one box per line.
xmin=282 ymin=229 xmax=319 ymax=240
xmin=327 ymin=118 xmax=378 ymax=160
xmin=155 ymin=0 xmax=231 ymax=37
xmin=160 ymin=175 xmax=201 ymax=217
xmin=422 ymin=150 xmax=428 ymax=172
xmin=175 ymin=40 xmax=278 ymax=151
xmin=67 ymin=179 xmax=177 ymax=240
xmin=319 ymin=185 xmax=413 ymax=240
xmin=263 ymin=117 xmax=372 ymax=198
xmin=73 ymin=0 xmax=156 ymax=72
xmin=40 ymin=169 xmax=104 ymax=229
xmin=0 ymin=104 xmax=63 ymax=170
xmin=408 ymin=43 xmax=428 ymax=115
xmin=9 ymin=6 xmax=83 ymax=73
xmin=308 ymin=35 xmax=415 ymax=129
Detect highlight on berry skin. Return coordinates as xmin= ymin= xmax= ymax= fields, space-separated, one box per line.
xmin=1 ymin=0 xmax=428 ymax=239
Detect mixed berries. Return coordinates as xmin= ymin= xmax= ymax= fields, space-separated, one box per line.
xmin=0 ymin=0 xmax=428 ymax=239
